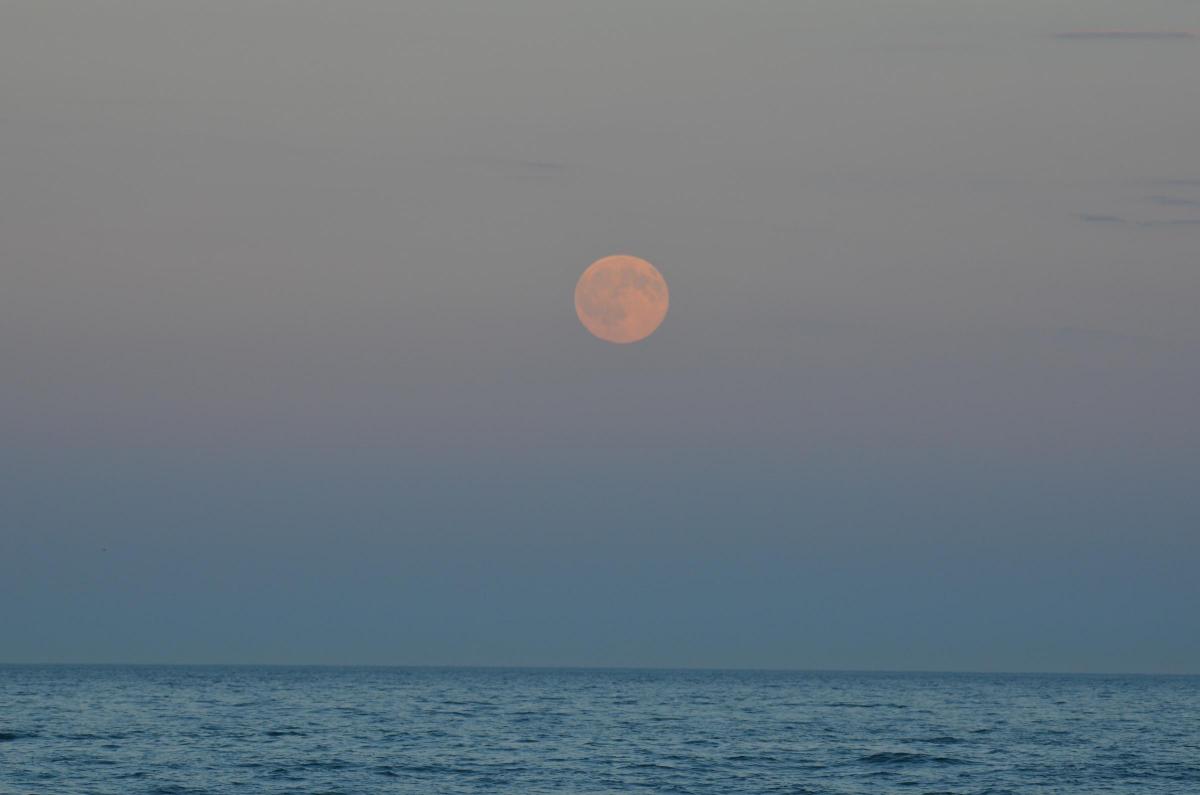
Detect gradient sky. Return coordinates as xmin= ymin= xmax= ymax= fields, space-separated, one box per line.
xmin=2 ymin=1 xmax=1198 ymax=672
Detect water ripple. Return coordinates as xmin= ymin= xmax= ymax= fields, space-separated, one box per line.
xmin=0 ymin=667 xmax=1196 ymax=794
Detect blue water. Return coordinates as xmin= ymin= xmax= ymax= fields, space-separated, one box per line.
xmin=1 ymin=667 xmax=1197 ymax=794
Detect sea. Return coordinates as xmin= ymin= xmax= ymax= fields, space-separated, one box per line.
xmin=1 ymin=666 xmax=1197 ymax=794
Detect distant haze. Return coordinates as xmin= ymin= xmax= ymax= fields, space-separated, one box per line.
xmin=1 ymin=1 xmax=1198 ymax=673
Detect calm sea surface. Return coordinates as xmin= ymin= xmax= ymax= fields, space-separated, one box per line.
xmin=1 ymin=666 xmax=1197 ymax=794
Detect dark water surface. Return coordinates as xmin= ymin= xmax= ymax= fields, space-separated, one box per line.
xmin=1 ymin=666 xmax=1197 ymax=794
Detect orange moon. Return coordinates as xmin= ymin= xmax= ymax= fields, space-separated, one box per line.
xmin=574 ymin=255 xmax=669 ymax=344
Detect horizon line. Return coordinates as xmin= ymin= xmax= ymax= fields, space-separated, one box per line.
xmin=2 ymin=662 xmax=1196 ymax=677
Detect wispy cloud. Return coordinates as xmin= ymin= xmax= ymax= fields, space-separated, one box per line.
xmin=1137 ymin=218 xmax=1200 ymax=228
xmin=1147 ymin=196 xmax=1200 ymax=208
xmin=1080 ymin=214 xmax=1200 ymax=228
xmin=1055 ymin=31 xmax=1195 ymax=40
xmin=1150 ymin=179 xmax=1200 ymax=188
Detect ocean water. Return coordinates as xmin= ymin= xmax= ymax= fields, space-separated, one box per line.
xmin=1 ymin=666 xmax=1197 ymax=794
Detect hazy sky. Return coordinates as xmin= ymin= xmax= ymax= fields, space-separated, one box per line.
xmin=2 ymin=1 xmax=1198 ymax=672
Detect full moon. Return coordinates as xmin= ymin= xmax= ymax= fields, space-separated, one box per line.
xmin=574 ymin=255 xmax=669 ymax=344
